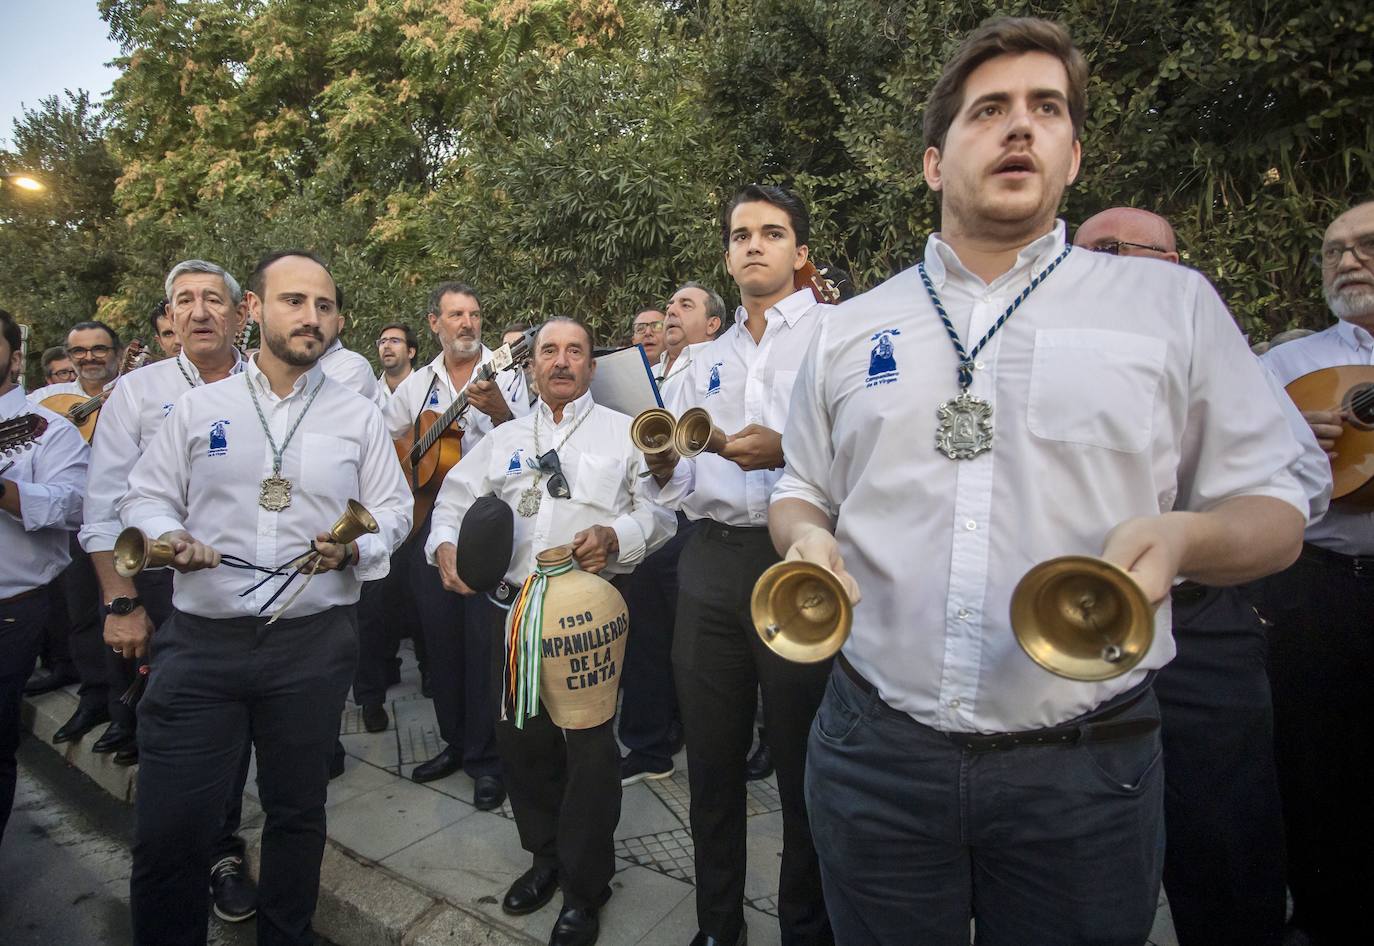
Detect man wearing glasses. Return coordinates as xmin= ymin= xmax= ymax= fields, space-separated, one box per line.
xmin=40 ymin=347 xmax=77 ymax=386
xmin=1258 ymin=200 xmax=1374 ymax=946
xmin=427 ymin=317 xmax=676 ymax=946
xmin=1073 ymin=207 xmax=1179 ymax=262
xmin=631 ymin=308 xmax=666 ymax=363
xmin=375 ymin=323 xmax=417 ymax=397
xmin=27 ymin=320 xmax=123 ymax=405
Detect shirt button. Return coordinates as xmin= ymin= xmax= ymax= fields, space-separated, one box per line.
xmin=957 ymin=608 xmax=971 ymax=620
xmin=948 ymin=699 xmax=961 ymax=708
xmin=964 ymin=520 xmax=977 ymax=531
xmin=974 ymin=360 xmax=985 ymax=370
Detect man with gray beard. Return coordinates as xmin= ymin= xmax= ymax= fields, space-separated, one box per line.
xmin=1260 ymin=200 xmax=1374 ymax=946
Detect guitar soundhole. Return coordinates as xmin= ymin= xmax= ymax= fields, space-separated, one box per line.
xmin=1344 ymin=383 xmax=1374 ymax=429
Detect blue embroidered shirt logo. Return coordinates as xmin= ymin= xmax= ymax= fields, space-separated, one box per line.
xmin=161 ymin=403 xmax=174 ymax=418
xmin=705 ymin=362 xmax=724 ymax=398
xmin=866 ymin=329 xmax=901 ymax=387
xmin=506 ymin=449 xmax=524 ymax=475
xmin=427 ymin=388 xmax=441 ymax=408
xmin=208 ymin=419 xmax=231 ymax=456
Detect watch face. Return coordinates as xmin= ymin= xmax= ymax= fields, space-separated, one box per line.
xmin=109 ymin=596 xmax=139 ymax=615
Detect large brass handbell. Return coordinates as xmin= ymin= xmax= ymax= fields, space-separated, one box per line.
xmin=630 ymin=408 xmax=678 ymax=455
xmin=113 ymin=527 xmax=177 ymax=578
xmin=327 ymin=499 xmax=380 ymax=545
xmin=673 ymin=407 xmax=727 ymax=458
xmin=1009 ymin=555 xmax=1153 ymax=681
xmin=751 ymin=561 xmax=852 ymax=663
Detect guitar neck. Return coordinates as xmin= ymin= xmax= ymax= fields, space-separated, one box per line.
xmin=412 ymin=363 xmax=496 ymax=460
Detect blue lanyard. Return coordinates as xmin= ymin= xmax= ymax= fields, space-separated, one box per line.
xmin=917 ymin=244 xmax=1073 ymax=391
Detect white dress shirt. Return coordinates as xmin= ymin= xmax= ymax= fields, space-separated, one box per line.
xmin=656 ymin=289 xmax=831 ymax=527
xmin=26 ymin=379 xmax=88 ymax=406
xmin=772 ymin=222 xmax=1309 ymax=734
xmin=320 ymin=338 xmax=383 ymax=405
xmin=654 ymin=342 xmax=706 ymax=395
xmin=384 ymin=347 xmax=531 ymax=451
xmin=1263 ymin=320 xmax=1374 ymax=554
xmin=425 ymin=391 xmax=677 ymax=585
xmin=79 ymin=352 xmax=244 ymax=554
xmin=119 ymin=358 xmax=412 ymax=620
xmin=1 ymin=387 xmax=89 ymax=597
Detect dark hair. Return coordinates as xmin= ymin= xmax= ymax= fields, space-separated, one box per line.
xmin=720 ymin=184 xmax=811 ymax=249
xmin=40 ymin=346 xmax=69 ymax=370
xmin=68 ymin=320 xmax=121 ymax=349
xmin=0 ymin=309 xmax=19 ymax=354
xmin=501 ymin=321 xmax=531 ymax=337
xmin=379 ymin=322 xmax=419 ymax=367
xmin=428 ymin=281 xmax=480 ymax=316
xmin=535 ymin=316 xmax=596 ymax=352
xmin=923 ymin=17 xmax=1088 ymax=152
xmin=149 ymin=298 xmax=170 ymax=335
xmin=248 ymin=250 xmax=344 ymax=309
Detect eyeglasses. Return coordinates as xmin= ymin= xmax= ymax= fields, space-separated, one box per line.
xmin=535 ymin=449 xmax=571 ymax=499
xmin=376 ymin=337 xmax=408 ymax=347
xmin=46 ymin=368 xmax=77 ymax=381
xmin=1089 ymin=240 xmax=1170 ymax=257
xmin=1319 ymin=235 xmax=1374 ymax=270
xmin=632 ymin=320 xmax=665 ymax=336
xmin=66 ymin=345 xmax=114 ymax=359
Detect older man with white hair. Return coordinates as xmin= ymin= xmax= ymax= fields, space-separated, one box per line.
xmin=1260 ymin=200 xmax=1374 ymax=946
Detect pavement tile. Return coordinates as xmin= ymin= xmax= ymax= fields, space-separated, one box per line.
xmin=615 ymin=781 xmax=686 ymax=839
xmin=327 ymin=779 xmax=478 ymax=862
xmin=327 ymin=758 xmax=403 ymax=809
xmin=381 ymin=810 xmax=532 ymax=911
xmin=648 ymin=894 xmax=782 ymax=946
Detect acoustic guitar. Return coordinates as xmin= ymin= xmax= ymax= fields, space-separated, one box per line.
xmin=1284 ymin=364 xmax=1374 ymax=505
xmin=795 ymin=260 xmax=843 ymax=305
xmin=395 ymin=328 xmax=538 ymax=533
xmin=40 ymin=340 xmax=147 ymax=443
xmin=0 ymin=413 xmax=50 ymax=474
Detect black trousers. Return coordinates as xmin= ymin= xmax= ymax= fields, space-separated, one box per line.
xmin=617 ymin=513 xmax=691 ymax=768
xmin=104 ymin=568 xmax=176 ymax=729
xmin=1155 ymin=583 xmax=1285 ymax=946
xmin=412 ymin=516 xmax=499 ymax=777
xmin=39 ymin=571 xmax=73 ymax=673
xmin=476 ymin=592 xmax=620 ymax=909
xmin=673 ymin=522 xmax=833 ymax=945
xmin=1256 ymin=545 xmax=1374 ymax=946
xmin=131 ymin=605 xmax=357 ymax=946
xmin=1 ymin=591 xmax=46 ymax=843
xmin=353 ymin=534 xmax=420 ymax=706
xmin=64 ymin=538 xmax=108 ymax=713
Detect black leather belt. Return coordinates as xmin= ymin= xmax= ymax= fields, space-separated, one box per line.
xmin=1301 ymin=542 xmax=1374 ymax=578
xmin=837 ymin=653 xmax=1158 ymax=752
xmin=0 ymin=586 xmax=44 ymax=607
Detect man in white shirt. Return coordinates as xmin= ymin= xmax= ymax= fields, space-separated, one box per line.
xmin=631 ymin=308 xmax=666 ymax=364
xmin=151 ymin=298 xmax=182 ymax=358
xmin=27 ymin=319 xmax=123 ymax=406
xmin=1074 ymin=209 xmax=1330 ymax=946
xmin=428 ymin=317 xmax=674 ymax=946
xmin=769 ymin=19 xmax=1309 ymax=945
xmin=319 ymin=330 xmax=382 ymax=404
xmin=375 ymin=322 xmax=417 ymax=397
xmin=617 ymin=281 xmax=725 ymax=787
xmin=0 ymin=309 xmax=88 ymax=843
xmin=645 ymin=186 xmax=835 ymax=946
xmin=383 ymin=282 xmax=529 ymax=803
xmin=1258 ymin=199 xmax=1374 ymax=946
xmin=120 ymin=250 xmax=411 ymax=946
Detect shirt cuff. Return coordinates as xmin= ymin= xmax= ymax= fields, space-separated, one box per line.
xmin=139 ymin=515 xmax=189 ymax=541
xmin=769 ymin=474 xmax=837 ymax=519
xmin=425 ymin=525 xmax=459 ymax=566
xmin=353 ymin=533 xmax=389 ymax=581
xmin=78 ymin=520 xmax=123 ymax=554
xmin=610 ymin=514 xmax=647 ymax=569
xmin=15 ymin=481 xmax=59 ymax=532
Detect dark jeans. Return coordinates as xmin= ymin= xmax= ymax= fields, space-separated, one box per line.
xmin=353 ymin=534 xmax=420 ymax=706
xmin=411 ymin=516 xmax=498 ymax=777
xmin=673 ymin=522 xmax=832 ymax=945
xmin=131 ymin=606 xmax=357 ymax=946
xmin=1156 ymin=583 xmax=1284 ymax=946
xmin=1258 ymin=546 xmax=1374 ymax=946
xmin=1 ymin=592 xmax=46 ymax=843
xmin=807 ymin=666 xmax=1165 ymax=946
xmin=64 ymin=539 xmax=108 ymax=713
xmin=617 ymin=513 xmax=691 ymax=768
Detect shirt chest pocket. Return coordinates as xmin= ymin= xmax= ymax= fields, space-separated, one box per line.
xmin=1027 ymin=329 xmax=1167 ymax=454
xmin=300 ymin=433 xmax=361 ymax=500
xmin=571 ymin=454 xmax=624 ymax=513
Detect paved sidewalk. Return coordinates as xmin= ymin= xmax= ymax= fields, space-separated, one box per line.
xmin=23 ymin=641 xmax=1180 ymax=946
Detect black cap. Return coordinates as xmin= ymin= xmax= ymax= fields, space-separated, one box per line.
xmin=456 ymin=495 xmax=514 ymax=592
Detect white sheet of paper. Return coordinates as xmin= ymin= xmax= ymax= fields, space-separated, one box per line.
xmin=591 ymin=345 xmax=663 ymax=416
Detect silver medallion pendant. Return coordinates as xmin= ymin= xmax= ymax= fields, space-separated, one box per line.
xmin=259 ymin=473 xmax=293 ymax=512
xmin=516 ymin=486 xmax=542 ymax=518
xmin=935 ymin=392 xmax=994 ymax=460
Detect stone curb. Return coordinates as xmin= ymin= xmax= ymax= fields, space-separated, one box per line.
xmin=21 ymin=688 xmax=538 ymax=946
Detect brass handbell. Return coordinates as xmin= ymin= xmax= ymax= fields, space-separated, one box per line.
xmin=673 ymin=407 xmax=727 ymax=458
xmin=630 ymin=408 xmax=678 ymax=455
xmin=113 ymin=527 xmax=177 ymax=578
xmin=1009 ymin=555 xmax=1153 ymax=681
xmin=327 ymin=499 xmax=380 ymax=545
xmin=751 ymin=560 xmax=852 ymax=663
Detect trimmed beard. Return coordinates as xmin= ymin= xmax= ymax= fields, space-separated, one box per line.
xmin=264 ymin=328 xmax=323 ymax=367
xmin=1326 ymin=284 xmax=1374 ymax=322
xmin=447 ymin=335 xmax=481 ymax=360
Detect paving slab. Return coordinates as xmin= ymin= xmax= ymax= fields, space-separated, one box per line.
xmin=327 ymin=779 xmax=478 ymax=862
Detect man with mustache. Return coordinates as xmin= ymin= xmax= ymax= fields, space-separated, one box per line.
xmin=120 ymin=249 xmax=411 ymax=945
xmin=1257 ymin=200 xmax=1374 ymax=946
xmin=383 ymin=282 xmax=530 ymax=805
xmin=769 ymin=18 xmax=1310 ymax=944
xmin=27 ymin=320 xmax=123 ymax=404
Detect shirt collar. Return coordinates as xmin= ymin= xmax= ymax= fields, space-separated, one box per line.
xmin=1336 ymin=318 xmax=1374 ymax=352
xmin=324 ymin=338 xmax=343 ymax=357
xmin=0 ymin=385 xmax=26 ymax=418
xmin=426 ymin=345 xmax=493 ymax=375
xmin=246 ymin=354 xmax=325 ymax=399
xmin=922 ymin=220 xmax=1068 ymax=292
xmin=537 ymin=388 xmax=595 ymax=426
xmin=730 ymin=287 xmax=818 ymax=331
xmin=178 ymin=349 xmax=244 ymax=384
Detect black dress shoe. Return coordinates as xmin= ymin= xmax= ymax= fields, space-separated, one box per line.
xmin=411 ymin=745 xmax=461 ymax=783
xmin=688 ymin=930 xmax=746 ymax=946
xmin=25 ymin=666 xmax=79 ymax=696
xmin=361 ymin=703 xmax=389 ymax=733
xmin=502 ymin=865 xmax=558 ymax=916
xmin=744 ymin=743 xmax=773 ymax=781
xmin=209 ymin=855 xmax=258 ymax=922
xmin=549 ymin=902 xmax=600 ymax=946
xmin=114 ymin=745 xmax=139 ymax=766
xmin=473 ymin=774 xmax=506 ymax=811
xmin=92 ymin=721 xmax=136 ymax=754
xmin=53 ymin=705 xmax=111 ymax=744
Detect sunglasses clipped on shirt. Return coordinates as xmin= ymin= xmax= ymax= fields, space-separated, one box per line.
xmin=534 ymin=449 xmax=571 ymax=499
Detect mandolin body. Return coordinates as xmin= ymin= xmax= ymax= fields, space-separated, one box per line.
xmin=1285 ymin=364 xmax=1374 ymax=506
xmin=39 ymin=392 xmax=103 ymax=442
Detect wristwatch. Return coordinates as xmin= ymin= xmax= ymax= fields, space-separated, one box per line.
xmin=103 ymin=595 xmax=143 ymax=616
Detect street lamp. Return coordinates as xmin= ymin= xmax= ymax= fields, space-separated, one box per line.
xmin=1 ymin=172 xmax=47 ymax=192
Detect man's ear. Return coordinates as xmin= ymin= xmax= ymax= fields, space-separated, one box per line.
xmin=923 ymin=146 xmax=945 ymax=193
xmin=793 ymin=243 xmax=810 ymax=272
